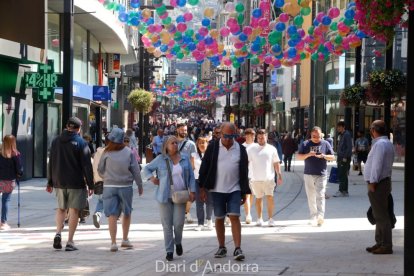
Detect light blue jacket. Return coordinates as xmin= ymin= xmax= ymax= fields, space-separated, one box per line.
xmin=143 ymin=153 xmax=196 ymax=203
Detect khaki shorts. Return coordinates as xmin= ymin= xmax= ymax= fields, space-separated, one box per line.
xmin=250 ymin=180 xmax=275 ymax=198
xmin=55 ymin=188 xmax=87 ymax=210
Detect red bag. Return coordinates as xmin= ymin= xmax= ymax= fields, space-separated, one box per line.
xmin=0 ymin=180 xmax=16 ymax=193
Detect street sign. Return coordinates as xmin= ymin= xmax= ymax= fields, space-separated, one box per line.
xmin=24 ymin=59 xmax=62 ymax=102
xmin=93 ymin=85 xmax=110 ymax=101
xmin=108 ymin=53 xmax=121 ymax=78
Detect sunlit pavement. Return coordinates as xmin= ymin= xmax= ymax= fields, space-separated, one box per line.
xmin=0 ymin=161 xmax=404 ymax=275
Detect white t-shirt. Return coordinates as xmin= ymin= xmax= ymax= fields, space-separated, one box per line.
xmin=191 ymin=151 xmax=204 ymax=180
xmin=242 ymin=142 xmax=257 ymax=179
xmin=247 ymin=143 xmax=280 ymax=181
xmin=172 ymin=163 xmax=186 ymax=191
xmin=213 ymin=140 xmax=241 ymax=193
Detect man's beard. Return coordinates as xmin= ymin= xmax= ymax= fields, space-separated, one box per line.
xmin=178 ymin=133 xmax=186 ymax=138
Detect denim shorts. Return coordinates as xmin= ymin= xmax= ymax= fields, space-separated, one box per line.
xmin=211 ymin=190 xmax=241 ymax=219
xmin=103 ymin=186 xmax=133 ymax=217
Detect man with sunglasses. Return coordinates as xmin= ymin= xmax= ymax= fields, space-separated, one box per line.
xmin=199 ymin=122 xmax=250 ymax=261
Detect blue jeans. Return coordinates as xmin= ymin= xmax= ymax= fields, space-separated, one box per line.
xmin=195 ymin=181 xmax=214 ymax=225
xmin=1 ymin=192 xmax=12 ymax=223
xmin=211 ymin=191 xmax=241 ymax=219
xmin=95 ymin=194 xmax=103 ymax=214
xmin=158 ymin=199 xmax=186 ymax=253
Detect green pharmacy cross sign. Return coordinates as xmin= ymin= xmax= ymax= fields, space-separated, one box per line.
xmin=24 ymin=60 xmax=63 ymax=102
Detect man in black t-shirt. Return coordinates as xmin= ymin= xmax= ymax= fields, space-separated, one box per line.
xmin=296 ymin=126 xmax=335 ymax=227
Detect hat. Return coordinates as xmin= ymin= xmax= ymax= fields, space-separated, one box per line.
xmin=67 ymin=117 xmax=82 ymax=129
xmin=108 ymin=127 xmax=125 ymax=144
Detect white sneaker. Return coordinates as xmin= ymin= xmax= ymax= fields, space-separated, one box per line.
xmin=121 ymin=239 xmax=133 ymax=248
xmin=317 ymin=218 xmax=324 ymax=227
xmin=256 ymin=218 xmax=263 ymax=226
xmin=194 ymin=225 xmax=203 ymax=231
xmin=186 ymin=213 xmax=194 ymax=224
xmin=308 ymin=218 xmax=317 ymax=227
xmin=204 ymin=219 xmax=213 ymax=230
xmin=268 ymin=218 xmax=276 ymax=227
xmin=225 ymin=216 xmax=231 ymax=226
xmin=110 ymin=243 xmax=118 ymax=252
xmin=245 ymin=215 xmax=252 ymax=224
xmin=0 ymin=223 xmax=10 ymax=230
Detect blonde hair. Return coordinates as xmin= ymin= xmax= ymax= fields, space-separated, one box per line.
xmin=1 ymin=135 xmax=19 ymax=158
xmin=162 ymin=135 xmax=178 ymax=155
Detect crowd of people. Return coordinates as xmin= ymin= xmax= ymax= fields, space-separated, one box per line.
xmin=0 ymin=115 xmax=395 ymax=263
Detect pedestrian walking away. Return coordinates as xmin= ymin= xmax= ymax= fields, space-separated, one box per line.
xmin=282 ymin=132 xmax=298 ymax=172
xmin=246 ymin=129 xmax=282 ymax=227
xmin=98 ymin=127 xmax=143 ymax=252
xmin=0 ymin=135 xmax=23 ymax=231
xmin=199 ymin=122 xmax=251 ymax=261
xmin=296 ymin=126 xmax=335 ymax=227
xmin=334 ymin=121 xmax=353 ymax=197
xmin=142 ymin=135 xmax=196 ymax=261
xmin=364 ymin=120 xmax=395 ymax=255
xmin=46 ymin=117 xmax=94 ymax=251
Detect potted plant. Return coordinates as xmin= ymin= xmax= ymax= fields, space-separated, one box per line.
xmin=340 ymin=83 xmax=366 ymax=106
xmin=127 ymin=89 xmax=154 ymax=114
xmin=240 ymin=103 xmax=255 ymax=116
xmin=355 ymin=0 xmax=413 ymax=45
xmin=366 ymin=69 xmax=406 ymax=104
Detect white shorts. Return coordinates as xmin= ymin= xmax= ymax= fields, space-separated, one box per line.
xmin=250 ymin=180 xmax=275 ymax=198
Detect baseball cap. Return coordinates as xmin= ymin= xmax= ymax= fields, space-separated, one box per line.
xmin=108 ymin=127 xmax=125 ymax=144
xmin=67 ymin=117 xmax=82 ymax=129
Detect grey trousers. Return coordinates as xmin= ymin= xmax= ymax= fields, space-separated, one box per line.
xmin=368 ymin=178 xmax=392 ymax=249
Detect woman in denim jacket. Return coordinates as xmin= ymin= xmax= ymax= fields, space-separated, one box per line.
xmin=143 ymin=135 xmax=196 ymax=261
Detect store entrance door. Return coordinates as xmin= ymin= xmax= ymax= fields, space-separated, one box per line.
xmin=33 ymin=102 xmax=60 ymax=178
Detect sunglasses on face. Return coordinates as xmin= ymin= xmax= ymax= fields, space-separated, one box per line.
xmin=222 ymin=134 xmax=239 ymax=139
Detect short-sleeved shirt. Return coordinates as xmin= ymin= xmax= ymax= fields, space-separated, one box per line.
xmin=247 ymin=143 xmax=279 ymax=181
xmin=298 ymin=139 xmax=334 ymax=176
xmin=355 ymin=137 xmax=369 ymax=152
xmin=213 ymin=140 xmax=241 ymax=193
xmin=178 ymin=139 xmax=197 ymax=158
xmin=153 ymin=135 xmax=165 ymax=155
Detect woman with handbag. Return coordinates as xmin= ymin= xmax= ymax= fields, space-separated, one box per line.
xmin=142 ymin=135 xmax=196 ymax=261
xmin=0 ymin=135 xmax=23 ymax=230
xmin=98 ymin=128 xmax=143 ymax=252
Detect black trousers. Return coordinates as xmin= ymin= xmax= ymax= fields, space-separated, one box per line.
xmin=368 ymin=178 xmax=392 ymax=249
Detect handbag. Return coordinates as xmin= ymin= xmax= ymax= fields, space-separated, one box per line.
xmin=328 ymin=167 xmax=338 ymax=183
xmin=94 ymin=181 xmax=104 ymax=195
xmin=165 ymin=158 xmax=190 ymax=204
xmin=0 ymin=180 xmax=16 ymax=194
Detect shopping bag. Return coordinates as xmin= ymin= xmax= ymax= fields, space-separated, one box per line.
xmin=328 ymin=167 xmax=338 ymax=183
xmin=352 ymin=154 xmax=359 ymax=171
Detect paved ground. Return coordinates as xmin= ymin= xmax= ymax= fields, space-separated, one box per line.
xmin=0 ymin=160 xmax=404 ymax=276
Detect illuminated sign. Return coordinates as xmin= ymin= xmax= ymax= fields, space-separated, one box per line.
xmin=24 ymin=60 xmax=62 ymax=102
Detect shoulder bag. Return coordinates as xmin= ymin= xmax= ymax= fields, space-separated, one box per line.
xmin=165 ymin=158 xmax=190 ymax=204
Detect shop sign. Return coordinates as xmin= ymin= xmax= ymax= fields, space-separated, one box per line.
xmin=93 ymin=85 xmax=110 ymax=101
xmin=24 ymin=60 xmax=62 ymax=102
xmin=107 ymin=53 xmax=121 ymax=78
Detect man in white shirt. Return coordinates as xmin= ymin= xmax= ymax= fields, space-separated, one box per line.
xmin=242 ymin=128 xmax=257 ymax=224
xmin=176 ymin=123 xmax=197 ymax=223
xmin=247 ymin=129 xmax=282 ymax=227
